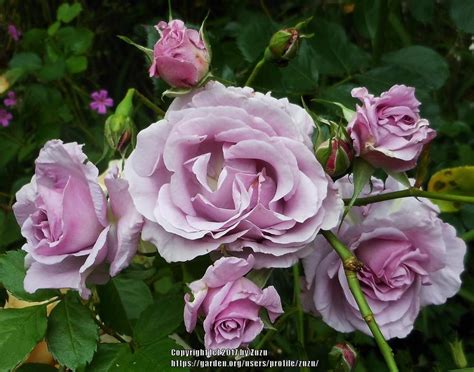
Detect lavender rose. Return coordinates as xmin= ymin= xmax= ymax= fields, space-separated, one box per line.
xmin=149 ymin=19 xmax=210 ymax=88
xmin=184 ymin=255 xmax=283 ymax=349
xmin=348 ymin=85 xmax=436 ymax=172
xmin=13 ymin=141 xmax=143 ymax=298
xmin=302 ymin=176 xmax=466 ymax=339
xmin=125 ymin=81 xmax=343 ymax=268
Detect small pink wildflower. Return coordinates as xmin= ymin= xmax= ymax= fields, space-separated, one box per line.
xmin=89 ymin=89 xmax=114 ymax=115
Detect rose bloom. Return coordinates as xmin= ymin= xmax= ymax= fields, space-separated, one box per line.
xmin=149 ymin=19 xmax=210 ymax=88
xmin=184 ymin=255 xmax=283 ymax=349
xmin=125 ymin=81 xmax=342 ymax=268
xmin=302 ymin=176 xmax=466 ymax=339
xmin=348 ymin=85 xmax=436 ymax=172
xmin=13 ymin=140 xmax=143 ymax=298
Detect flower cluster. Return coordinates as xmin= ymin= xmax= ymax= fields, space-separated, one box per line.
xmin=11 ymin=17 xmax=466 ymax=355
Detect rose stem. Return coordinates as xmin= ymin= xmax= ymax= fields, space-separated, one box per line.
xmin=134 ymin=90 xmax=166 ymax=117
xmin=245 ymin=58 xmax=266 ymax=87
xmin=345 ymin=188 xmax=474 ymax=207
xmin=93 ymin=316 xmax=128 ymax=344
xmin=292 ymin=263 xmax=310 ymax=372
xmin=321 ymin=230 xmax=399 ymax=372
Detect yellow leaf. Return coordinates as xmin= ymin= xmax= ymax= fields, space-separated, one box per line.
xmin=427 ymin=166 xmax=474 ymax=212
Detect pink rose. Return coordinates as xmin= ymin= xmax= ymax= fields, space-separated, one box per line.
xmin=149 ymin=19 xmax=210 ymax=88
xmin=125 ymin=81 xmax=343 ymax=268
xmin=184 ymin=255 xmax=283 ymax=349
xmin=348 ymin=85 xmax=436 ymax=172
xmin=303 ymin=176 xmax=466 ymax=339
xmin=13 ymin=141 xmax=143 ymax=298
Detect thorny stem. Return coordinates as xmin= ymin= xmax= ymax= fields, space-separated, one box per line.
xmin=93 ymin=316 xmax=128 ymax=344
xmin=345 ymin=188 xmax=474 ymax=207
xmin=321 ymin=230 xmax=399 ymax=372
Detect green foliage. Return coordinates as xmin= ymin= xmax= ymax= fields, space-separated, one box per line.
xmin=97 ymin=276 xmax=153 ymax=335
xmin=1 ymin=0 xmax=474 ymax=370
xmin=0 ymin=305 xmax=48 ymax=371
xmin=46 ymin=292 xmax=99 ymax=370
xmin=0 ymin=250 xmax=59 ymax=302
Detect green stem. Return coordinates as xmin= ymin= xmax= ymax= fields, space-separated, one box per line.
xmin=345 ymin=188 xmax=474 ymax=207
xmin=292 ymin=264 xmax=305 ymax=346
xmin=292 ymin=263 xmax=309 ymax=372
xmin=321 ymin=230 xmax=399 ymax=372
xmin=134 ymin=90 xmax=166 ymax=117
xmin=245 ymin=58 xmax=266 ymax=87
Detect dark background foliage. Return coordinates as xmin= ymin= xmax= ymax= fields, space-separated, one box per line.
xmin=0 ymin=0 xmax=473 ymax=371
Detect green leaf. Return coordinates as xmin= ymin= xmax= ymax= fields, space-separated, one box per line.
xmin=56 ymin=27 xmax=94 ymax=55
xmin=381 ymin=46 xmax=449 ymax=90
xmin=117 ymin=35 xmax=153 ymax=63
xmin=86 ymin=343 xmax=133 ymax=371
xmin=57 ymin=2 xmax=83 ymax=23
xmin=385 ymin=170 xmax=411 ymax=188
xmin=37 ymin=60 xmax=66 ymax=81
xmin=134 ymin=294 xmax=184 ymax=346
xmin=0 ymin=305 xmax=48 ymax=371
xmin=342 ymin=158 xmax=375 ymax=223
xmin=354 ymin=0 xmax=382 ymax=43
xmin=97 ymin=277 xmax=153 ymax=335
xmin=46 ymin=292 xmax=99 ymax=370
xmin=47 ymin=21 xmax=61 ymax=36
xmin=408 ymin=0 xmax=434 ymax=24
xmin=121 ymin=339 xmax=189 ymax=372
xmin=66 ymin=55 xmax=88 ymax=74
xmin=236 ymin=12 xmax=276 ymax=63
xmin=309 ymin=20 xmax=370 ymax=77
xmin=9 ymin=53 xmax=42 ymax=72
xmin=450 ymin=0 xmax=474 ymax=34
xmin=0 ymin=250 xmax=60 ymax=302
xmin=246 ymin=268 xmax=273 ymax=288
xmin=312 ymin=99 xmax=356 ymax=123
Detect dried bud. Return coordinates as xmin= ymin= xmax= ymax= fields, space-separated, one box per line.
xmin=315 ymin=138 xmax=353 ymax=178
xmin=329 ymin=343 xmax=357 ymax=371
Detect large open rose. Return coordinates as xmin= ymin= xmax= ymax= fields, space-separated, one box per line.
xmin=13 ymin=141 xmax=143 ymax=298
xmin=125 ymin=81 xmax=342 ymax=268
xmin=302 ymin=176 xmax=466 ymax=339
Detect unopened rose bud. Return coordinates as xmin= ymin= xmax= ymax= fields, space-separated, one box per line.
xmin=264 ymin=18 xmax=312 ymax=66
xmin=149 ymin=19 xmax=210 ymax=88
xmin=315 ymin=138 xmax=353 ymax=178
xmin=264 ymin=28 xmax=300 ymax=66
xmin=329 ymin=343 xmax=357 ymax=371
xmin=104 ymin=89 xmax=135 ymax=154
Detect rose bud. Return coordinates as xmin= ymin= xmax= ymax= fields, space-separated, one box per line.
xmin=264 ymin=18 xmax=312 ymax=66
xmin=149 ymin=19 xmax=210 ymax=88
xmin=104 ymin=89 xmax=135 ymax=155
xmin=329 ymin=343 xmax=357 ymax=371
xmin=315 ymin=138 xmax=354 ymax=178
